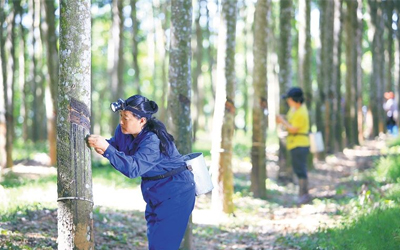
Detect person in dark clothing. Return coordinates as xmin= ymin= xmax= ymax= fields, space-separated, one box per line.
xmin=88 ymin=95 xmax=195 ymax=250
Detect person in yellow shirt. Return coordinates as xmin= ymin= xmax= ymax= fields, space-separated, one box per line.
xmin=276 ymin=87 xmax=311 ymax=205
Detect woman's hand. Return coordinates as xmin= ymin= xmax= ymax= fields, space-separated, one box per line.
xmin=276 ymin=114 xmax=285 ymax=124
xmin=87 ymin=135 xmax=109 ymax=155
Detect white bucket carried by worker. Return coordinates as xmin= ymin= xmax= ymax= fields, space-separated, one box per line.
xmin=309 ymin=131 xmax=324 ymax=153
xmin=184 ymin=152 xmax=213 ymax=196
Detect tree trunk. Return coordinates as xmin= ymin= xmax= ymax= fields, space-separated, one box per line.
xmin=211 ymin=0 xmax=237 ymax=215
xmin=31 ymin=0 xmax=47 ymax=142
xmin=2 ymin=1 xmax=17 ymax=168
xmin=396 ymin=3 xmax=400 ymax=126
xmin=130 ymin=0 xmax=141 ymax=94
xmin=250 ymin=0 xmax=269 ymax=200
xmin=334 ymin=0 xmax=344 ymax=152
xmin=109 ymin=0 xmax=124 ymax=131
xmin=354 ymin=0 xmax=363 ymax=145
xmin=167 ymin=0 xmax=193 ymax=248
xmin=57 ymin=0 xmax=93 ymax=248
xmin=322 ymin=0 xmax=335 ymax=153
xmin=384 ymin=0 xmax=394 ymax=92
xmin=344 ymin=0 xmax=357 ymax=147
xmin=158 ymin=1 xmax=169 ymax=124
xmin=43 ymin=0 xmax=59 ymax=166
xmin=369 ymin=0 xmax=385 ymax=136
xmin=277 ymin=0 xmax=293 ymax=180
xmin=192 ymin=1 xmax=204 ymax=142
xmin=0 ymin=1 xmax=7 ymax=169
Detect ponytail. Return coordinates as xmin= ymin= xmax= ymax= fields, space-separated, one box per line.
xmin=144 ymin=118 xmax=175 ymax=156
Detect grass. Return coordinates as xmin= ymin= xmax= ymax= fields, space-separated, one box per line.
xmin=279 ymin=138 xmax=400 ymax=250
xmin=281 ymin=205 xmax=400 ymax=250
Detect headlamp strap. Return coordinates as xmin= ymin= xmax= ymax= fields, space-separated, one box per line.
xmin=124 ymin=106 xmax=151 ymax=119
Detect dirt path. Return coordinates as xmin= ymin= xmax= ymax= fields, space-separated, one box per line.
xmin=0 ymin=138 xmax=386 ymax=249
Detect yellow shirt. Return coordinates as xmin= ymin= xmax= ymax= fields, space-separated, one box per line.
xmin=286 ymin=104 xmax=310 ymax=150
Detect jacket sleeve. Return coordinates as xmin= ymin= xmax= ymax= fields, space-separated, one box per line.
xmin=103 ymin=135 xmax=162 ymax=179
xmin=106 ymin=125 xmax=120 ymax=149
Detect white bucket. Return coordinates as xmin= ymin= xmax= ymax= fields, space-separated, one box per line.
xmin=184 ymin=153 xmax=214 ymax=196
xmin=309 ymin=132 xmax=324 ymax=153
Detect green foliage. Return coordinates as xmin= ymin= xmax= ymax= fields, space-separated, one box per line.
xmin=12 ymin=138 xmax=48 ymax=162
xmin=0 ymin=172 xmax=56 ymax=189
xmin=386 ymin=136 xmax=400 ymax=148
xmin=281 ymin=206 xmax=400 ymax=250
xmin=0 ymin=202 xmax=47 ymax=223
xmin=375 ymin=155 xmax=400 ymax=183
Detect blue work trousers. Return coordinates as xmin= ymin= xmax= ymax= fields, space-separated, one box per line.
xmin=290 ymin=146 xmax=309 ymax=179
xmin=145 ymin=189 xmax=195 ymax=250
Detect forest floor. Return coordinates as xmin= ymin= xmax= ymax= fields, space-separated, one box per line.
xmin=0 ymin=136 xmax=388 ymax=249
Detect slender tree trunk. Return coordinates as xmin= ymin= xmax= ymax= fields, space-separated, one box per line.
xmin=240 ymin=2 xmax=253 ymax=134
xmin=344 ymin=0 xmax=355 ymax=147
xmin=320 ymin=0 xmax=335 ymax=153
xmin=384 ymin=0 xmax=394 ymax=92
xmin=211 ymin=0 xmax=237 ymax=215
xmin=369 ymin=0 xmax=385 ymax=136
xmin=335 ymin=0 xmax=344 ymax=152
xmin=15 ymin=2 xmax=28 ymax=141
xmin=131 ymin=0 xmax=141 ymax=94
xmin=30 ymin=0 xmax=39 ymax=141
xmin=159 ymin=1 xmax=169 ymax=124
xmin=250 ymin=0 xmax=269 ymax=200
xmin=354 ymin=0 xmax=363 ymax=145
xmin=277 ymin=0 xmax=293 ymax=180
xmin=167 ymin=0 xmax=193 ymax=248
xmin=304 ymin=0 xmax=312 ymax=124
xmin=109 ymin=0 xmax=124 ymax=131
xmin=57 ymin=0 xmax=93 ymax=248
xmin=0 ymin=1 xmax=7 ymax=169
xmin=396 ymin=3 xmax=400 ymax=126
xmin=43 ymin=0 xmax=59 ymax=166
xmin=3 ymin=2 xmax=17 ymax=168
xmin=192 ymin=1 xmax=203 ymax=142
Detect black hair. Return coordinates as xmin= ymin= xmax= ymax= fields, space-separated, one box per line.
xmin=125 ymin=95 xmax=175 ymax=156
xmin=292 ymin=96 xmax=304 ymax=104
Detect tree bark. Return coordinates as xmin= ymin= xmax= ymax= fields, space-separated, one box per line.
xmin=2 ymin=1 xmax=18 ymax=168
xmin=211 ymin=0 xmax=237 ymax=214
xmin=322 ymin=0 xmax=335 ymax=153
xmin=43 ymin=0 xmax=59 ymax=166
xmin=383 ymin=0 xmax=394 ymax=92
xmin=167 ymin=0 xmax=193 ymax=248
xmin=334 ymin=0 xmax=344 ymax=152
xmin=192 ymin=0 xmax=204 ymax=142
xmin=130 ymin=0 xmax=141 ymax=94
xmin=250 ymin=0 xmax=269 ymax=200
xmin=0 ymin=1 xmax=7 ymax=169
xmin=369 ymin=0 xmax=385 ymax=136
xmin=109 ymin=0 xmax=124 ymax=131
xmin=277 ymin=0 xmax=293 ymax=180
xmin=57 ymin=0 xmax=93 ymax=248
xmin=396 ymin=2 xmax=400 ymax=126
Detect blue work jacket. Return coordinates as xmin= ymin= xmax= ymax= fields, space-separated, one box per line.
xmin=103 ymin=125 xmax=195 ymax=206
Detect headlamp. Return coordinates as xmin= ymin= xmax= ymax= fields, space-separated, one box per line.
xmin=110 ymin=98 xmax=126 ymax=112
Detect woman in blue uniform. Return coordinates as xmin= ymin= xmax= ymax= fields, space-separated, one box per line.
xmin=87 ymin=95 xmax=196 ymax=250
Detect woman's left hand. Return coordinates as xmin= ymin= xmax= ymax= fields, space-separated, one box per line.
xmin=87 ymin=135 xmax=109 ymax=155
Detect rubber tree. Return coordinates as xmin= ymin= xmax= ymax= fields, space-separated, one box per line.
xmin=250 ymin=0 xmax=270 ymax=200
xmin=277 ymin=0 xmax=293 ymax=180
xmin=57 ymin=0 xmax=94 ymax=248
xmin=167 ymin=0 xmax=193 ymax=248
xmin=210 ymin=0 xmax=238 ymax=214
